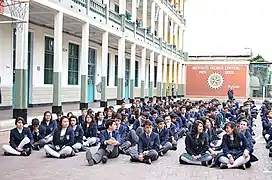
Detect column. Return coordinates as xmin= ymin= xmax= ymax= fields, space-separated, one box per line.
xmin=131 ymin=0 xmax=137 ymax=22
xmin=170 ymin=20 xmax=174 ymax=45
xmin=13 ymin=2 xmax=29 ymax=121
xmin=157 ymin=54 xmax=163 ymax=100
xmin=100 ymin=31 xmax=109 ymax=107
xmin=174 ymin=24 xmax=178 ymax=48
xmin=142 ymin=0 xmax=147 ymax=28
xmin=117 ymin=37 xmax=125 ymax=105
xmin=150 ymin=1 xmax=156 ymax=34
xmin=177 ymin=62 xmax=182 ymax=98
xmin=130 ymin=43 xmax=136 ymax=103
xmin=149 ymin=51 xmax=154 ymax=99
xmin=168 ymin=59 xmax=173 ymax=98
xmin=164 ymin=14 xmax=168 ymax=42
xmin=178 ymin=27 xmax=183 ymax=50
xmin=79 ymin=22 xmax=89 ymax=110
xmin=140 ymin=48 xmax=146 ymax=99
xmin=173 ymin=61 xmax=178 ymax=98
xmin=158 ymin=9 xmax=164 ymax=38
xmin=119 ymin=0 xmax=126 ymax=15
xmin=182 ymin=64 xmax=186 ymax=97
xmin=162 ymin=56 xmax=167 ymax=99
xmin=52 ymin=11 xmax=63 ymax=114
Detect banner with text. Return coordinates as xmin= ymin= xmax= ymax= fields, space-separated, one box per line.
xmin=186 ymin=64 xmax=247 ymax=97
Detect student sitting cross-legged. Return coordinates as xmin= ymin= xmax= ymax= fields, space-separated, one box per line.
xmin=86 ymin=119 xmax=121 ymax=166
xmin=214 ymin=122 xmax=252 ymax=169
xmin=82 ymin=114 xmax=99 ymax=147
xmin=153 ymin=117 xmax=172 ymax=156
xmin=40 ymin=111 xmax=58 ymax=146
xmin=179 ymin=120 xmax=213 ymax=166
xmin=28 ymin=118 xmax=46 ymax=150
xmin=44 ymin=116 xmax=75 ymax=159
xmin=69 ymin=116 xmax=85 ymax=152
xmin=2 ymin=117 xmax=33 ymax=156
xmin=129 ymin=120 xmax=160 ymax=164
xmin=164 ymin=115 xmax=178 ymax=150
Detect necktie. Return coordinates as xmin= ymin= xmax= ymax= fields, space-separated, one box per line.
xmin=109 ymin=132 xmax=112 ymax=138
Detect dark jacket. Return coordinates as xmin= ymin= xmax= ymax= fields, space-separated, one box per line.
xmin=153 ymin=127 xmax=169 ymax=146
xmin=9 ymin=127 xmax=33 ymax=149
xmin=99 ymin=130 xmax=121 ymax=149
xmin=40 ymin=120 xmax=57 ymax=136
xmin=52 ymin=128 xmax=74 ymax=148
xmin=82 ymin=122 xmax=98 ymax=138
xmin=97 ymin=119 xmax=106 ymax=132
xmin=28 ymin=125 xmax=46 ymax=143
xmin=185 ymin=132 xmax=209 ymax=156
xmin=138 ymin=132 xmax=160 ymax=153
xmin=72 ymin=125 xmax=84 ymax=144
xmin=116 ymin=124 xmax=129 ymax=144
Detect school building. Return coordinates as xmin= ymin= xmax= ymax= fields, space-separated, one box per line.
xmin=0 ymin=0 xmax=186 ymax=120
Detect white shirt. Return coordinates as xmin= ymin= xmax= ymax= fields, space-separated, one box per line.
xmin=60 ymin=128 xmax=67 ymax=136
xmin=17 ymin=128 xmax=23 ymax=133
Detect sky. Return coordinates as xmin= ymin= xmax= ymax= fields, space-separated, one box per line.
xmin=184 ymin=0 xmax=272 ymax=61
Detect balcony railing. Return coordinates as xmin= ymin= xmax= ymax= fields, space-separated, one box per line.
xmin=89 ymin=0 xmax=106 ymax=17
xmin=125 ymin=20 xmax=134 ymax=32
xmin=109 ymin=9 xmax=121 ymax=25
xmin=72 ymin=0 xmax=86 ymax=7
xmin=154 ymin=36 xmax=160 ymax=46
xmin=136 ymin=28 xmax=145 ymax=37
xmin=163 ymin=0 xmax=185 ymax=24
xmin=146 ymin=33 xmax=153 ymax=42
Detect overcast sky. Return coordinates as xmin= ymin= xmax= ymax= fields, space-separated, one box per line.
xmin=184 ymin=0 xmax=272 ymax=60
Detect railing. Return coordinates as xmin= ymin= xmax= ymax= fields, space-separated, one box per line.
xmin=163 ymin=0 xmax=185 ymax=24
xmin=89 ymin=0 xmax=106 ymax=17
xmin=72 ymin=0 xmax=86 ymax=7
xmin=154 ymin=36 xmax=160 ymax=46
xmin=136 ymin=28 xmax=145 ymax=37
xmin=162 ymin=41 xmax=166 ymax=49
xmin=146 ymin=33 xmax=153 ymax=42
xmin=109 ymin=9 xmax=121 ymax=25
xmin=167 ymin=44 xmax=172 ymax=52
xmin=125 ymin=20 xmax=134 ymax=32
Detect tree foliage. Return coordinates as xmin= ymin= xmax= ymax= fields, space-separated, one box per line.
xmin=250 ymin=54 xmax=265 ymax=62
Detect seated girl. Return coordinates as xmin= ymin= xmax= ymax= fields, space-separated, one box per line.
xmin=69 ymin=116 xmax=85 ymax=152
xmin=2 ymin=117 xmax=33 ymax=156
xmin=202 ymin=117 xmax=221 ymax=151
xmin=40 ymin=111 xmax=58 ymax=146
xmin=95 ymin=111 xmax=106 ymax=135
xmin=28 ymin=118 xmax=46 ymax=150
xmin=179 ymin=120 xmax=212 ymax=166
xmin=215 ymin=122 xmax=252 ymax=169
xmin=82 ymin=114 xmax=99 ymax=147
xmin=44 ymin=116 xmax=75 ymax=158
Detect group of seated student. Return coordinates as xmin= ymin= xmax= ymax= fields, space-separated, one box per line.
xmin=1 ymin=98 xmax=258 ymax=169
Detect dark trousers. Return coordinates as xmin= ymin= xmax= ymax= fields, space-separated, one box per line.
xmin=93 ymin=145 xmax=119 ymax=163
xmin=130 ymin=149 xmax=158 ymax=162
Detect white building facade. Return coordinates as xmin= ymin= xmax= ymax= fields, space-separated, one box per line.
xmin=0 ymin=0 xmax=186 ymax=119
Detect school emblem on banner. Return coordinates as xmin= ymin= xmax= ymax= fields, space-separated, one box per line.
xmin=207 ymin=72 xmax=224 ymax=89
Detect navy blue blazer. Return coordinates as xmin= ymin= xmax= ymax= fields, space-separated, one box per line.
xmin=262 ymin=118 xmax=272 ymax=133
xmin=116 ymin=124 xmax=129 ymax=144
xmin=40 ymin=120 xmax=57 ymax=136
xmin=221 ymin=132 xmax=252 ymax=157
xmin=82 ymin=122 xmax=98 ymax=138
xmin=132 ymin=118 xmax=142 ymax=130
xmin=138 ymin=132 xmax=160 ymax=153
xmin=243 ymin=130 xmax=254 ymax=153
xmin=185 ymin=132 xmax=209 ymax=156
xmin=97 ymin=119 xmax=106 ymax=132
xmin=99 ymin=130 xmax=121 ymax=149
xmin=9 ymin=127 xmax=33 ymax=149
xmin=166 ymin=122 xmax=177 ymax=137
xmin=72 ymin=125 xmax=84 ymax=144
xmin=153 ymin=127 xmax=169 ymax=146
xmin=28 ymin=125 xmax=46 ymax=143
xmin=78 ymin=115 xmax=85 ymax=126
xmin=52 ymin=128 xmax=74 ymax=148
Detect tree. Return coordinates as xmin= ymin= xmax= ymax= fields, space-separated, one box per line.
xmin=250 ymin=54 xmax=265 ymax=62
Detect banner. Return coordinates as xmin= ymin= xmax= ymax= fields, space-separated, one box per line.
xmin=186 ymin=64 xmax=247 ymax=97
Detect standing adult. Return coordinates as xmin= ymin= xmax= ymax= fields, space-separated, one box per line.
xmin=227 ymin=86 xmax=234 ymax=101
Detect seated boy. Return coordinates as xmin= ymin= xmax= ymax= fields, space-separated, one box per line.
xmin=28 ymin=118 xmax=46 ymax=150
xmin=2 ymin=117 xmax=33 ymax=156
xmin=86 ymin=119 xmax=121 ymax=166
xmin=130 ymin=120 xmax=160 ymax=164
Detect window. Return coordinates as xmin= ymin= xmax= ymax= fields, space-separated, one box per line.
xmin=114 ymin=4 xmax=119 ymax=13
xmin=114 ymin=55 xmax=118 ymax=86
xmin=135 ymin=61 xmax=139 ymax=87
xmin=154 ymin=66 xmax=157 ymax=87
xmin=68 ymin=43 xmax=79 ymax=85
xmin=44 ymin=36 xmax=54 ymax=84
xmin=107 ymin=53 xmax=110 ymax=86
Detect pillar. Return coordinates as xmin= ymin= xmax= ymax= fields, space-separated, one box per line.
xmin=150 ymin=1 xmax=156 ymax=34
xmin=149 ymin=51 xmax=154 ymax=99
xmin=117 ymin=37 xmax=125 ymax=105
xmin=131 ymin=0 xmax=137 ymax=22
xmin=178 ymin=27 xmax=183 ymax=50
xmin=158 ymin=9 xmax=164 ymax=39
xmin=52 ymin=11 xmax=63 ymax=114
xmin=130 ymin=43 xmax=136 ymax=103
xmin=164 ymin=14 xmax=168 ymax=42
xmin=168 ymin=59 xmax=173 ymax=98
xmin=142 ymin=0 xmax=147 ymax=28
xmin=79 ymin=22 xmax=89 ymax=110
xmin=119 ymin=0 xmax=126 ymax=15
xmin=170 ymin=20 xmax=174 ymax=45
xmin=157 ymin=54 xmax=163 ymax=100
xmin=173 ymin=61 xmax=177 ymax=98
xmin=162 ymin=56 xmax=167 ymax=99
xmin=13 ymin=2 xmax=29 ymax=121
xmin=177 ymin=62 xmax=182 ymax=98
xmin=100 ymin=31 xmax=109 ymax=107
xmin=182 ymin=64 xmax=186 ymax=97
xmin=140 ymin=48 xmax=146 ymax=98
xmin=174 ymin=24 xmax=178 ymax=48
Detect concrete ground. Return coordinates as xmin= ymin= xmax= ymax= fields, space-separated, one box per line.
xmin=0 ymin=103 xmax=271 ymax=180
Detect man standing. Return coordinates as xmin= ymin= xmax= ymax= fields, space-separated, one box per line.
xmin=227 ymin=86 xmax=234 ymax=101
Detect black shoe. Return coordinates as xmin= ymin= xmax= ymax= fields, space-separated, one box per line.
xmin=269 ymin=147 xmax=272 ymax=153
xmin=4 ymin=152 xmax=10 ymax=156
xmin=171 ymin=146 xmax=177 ymax=151
xmin=86 ymin=150 xmax=94 ymax=166
xmin=201 ymin=161 xmax=208 ymax=166
xmin=81 ymin=146 xmax=88 ymax=152
xmin=179 ymin=157 xmax=188 ymax=164
xmin=25 ymin=148 xmax=31 ymax=156
xmin=130 ymin=158 xmax=139 ymax=162
xmin=33 ymin=145 xmax=40 ymax=151
xmin=238 ymin=164 xmax=246 ymax=170
xmin=143 ymin=157 xmax=151 ymax=165
xmin=158 ymin=151 xmax=164 ymax=157
xmin=74 ymin=148 xmax=79 ymax=153
xmin=219 ymin=163 xmax=228 ymax=169
xmin=269 ymin=152 xmax=272 ymax=157
xmin=245 ymin=162 xmax=251 ymax=168
xmin=102 ymin=156 xmax=108 ymax=164
xmin=20 ymin=151 xmax=28 ymax=156
xmin=59 ymin=154 xmax=66 ymax=159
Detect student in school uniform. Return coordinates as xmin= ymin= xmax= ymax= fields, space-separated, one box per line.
xmin=78 ymin=108 xmax=88 ymax=126
xmin=164 ymin=115 xmax=178 ymax=150
xmin=132 ymin=112 xmax=149 ymax=135
xmin=40 ymin=111 xmax=58 ymax=145
xmin=201 ymin=117 xmax=221 ymax=150
xmin=179 ymin=120 xmax=213 ymax=166
xmin=114 ymin=114 xmax=130 ymax=152
xmin=82 ymin=114 xmax=99 ymax=147
xmin=262 ymin=111 xmax=272 ymax=142
xmin=44 ymin=116 xmax=75 ymax=159
xmin=105 ymin=108 xmax=115 ymax=121
xmin=2 ymin=117 xmax=33 ymax=156
xmin=153 ymin=117 xmax=172 ymax=156
xmin=55 ymin=111 xmax=63 ymax=127
xmin=69 ymin=116 xmax=85 ymax=152
xmin=95 ymin=111 xmax=106 ymax=134
xmin=86 ymin=119 xmax=121 ymax=166
xmin=215 ymin=122 xmax=252 ymax=169
xmin=130 ymin=120 xmax=160 ymax=164
xmin=67 ymin=112 xmax=73 ymax=119
xmin=28 ymin=118 xmax=46 ymax=150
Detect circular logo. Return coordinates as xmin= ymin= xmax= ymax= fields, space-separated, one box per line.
xmin=207 ymin=72 xmax=224 ymax=89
